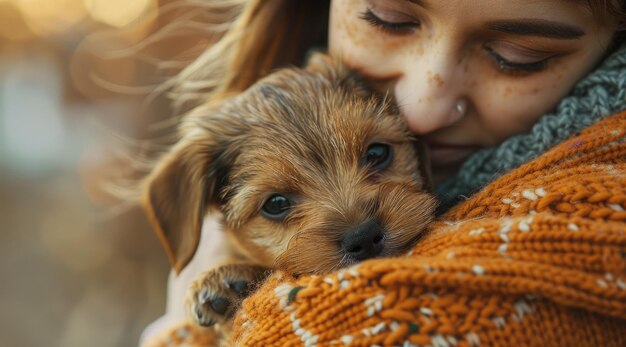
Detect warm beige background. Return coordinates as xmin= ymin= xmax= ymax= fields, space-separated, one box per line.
xmin=0 ymin=1 xmax=215 ymax=346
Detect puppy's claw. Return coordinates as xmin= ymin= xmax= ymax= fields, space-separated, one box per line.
xmin=209 ymin=296 xmax=231 ymax=315
xmin=194 ymin=306 xmax=216 ymax=327
xmin=229 ymin=280 xmax=251 ymax=298
xmin=198 ymin=286 xmax=210 ymax=304
xmin=186 ymin=264 xmax=269 ymax=328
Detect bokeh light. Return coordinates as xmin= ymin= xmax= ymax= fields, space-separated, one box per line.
xmin=15 ymin=0 xmax=87 ymax=36
xmin=0 ymin=3 xmax=34 ymax=41
xmin=85 ymin=0 xmax=158 ymax=28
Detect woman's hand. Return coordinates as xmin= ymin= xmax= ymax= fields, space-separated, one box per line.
xmin=140 ymin=216 xmax=228 ymax=345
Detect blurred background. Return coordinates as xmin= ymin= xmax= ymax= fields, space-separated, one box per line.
xmin=0 ymin=1 xmax=222 ymax=346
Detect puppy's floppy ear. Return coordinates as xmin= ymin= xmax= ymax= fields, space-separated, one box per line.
xmin=143 ymin=138 xmax=225 ymax=274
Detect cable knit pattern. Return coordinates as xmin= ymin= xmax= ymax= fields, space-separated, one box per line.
xmin=437 ymin=43 xmax=626 ymax=212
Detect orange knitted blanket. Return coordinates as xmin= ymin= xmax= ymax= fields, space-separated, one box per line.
xmin=146 ymin=111 xmax=626 ymax=346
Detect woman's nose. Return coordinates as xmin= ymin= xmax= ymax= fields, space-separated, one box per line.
xmin=393 ymin=42 xmax=467 ymax=135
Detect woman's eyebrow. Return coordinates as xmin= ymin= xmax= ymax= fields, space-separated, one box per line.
xmin=486 ymin=19 xmax=585 ymax=39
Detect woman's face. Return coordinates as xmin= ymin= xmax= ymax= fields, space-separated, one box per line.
xmin=329 ymin=0 xmax=615 ymax=170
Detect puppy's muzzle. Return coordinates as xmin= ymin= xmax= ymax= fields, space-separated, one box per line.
xmin=341 ymin=219 xmax=385 ymax=261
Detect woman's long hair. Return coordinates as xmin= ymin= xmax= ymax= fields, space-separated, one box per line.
xmin=170 ymin=0 xmax=329 ymax=112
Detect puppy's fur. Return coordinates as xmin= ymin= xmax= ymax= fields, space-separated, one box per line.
xmin=142 ymin=53 xmax=437 ymax=339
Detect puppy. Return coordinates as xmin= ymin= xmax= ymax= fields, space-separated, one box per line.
xmin=142 ymin=53 xmax=437 ymax=340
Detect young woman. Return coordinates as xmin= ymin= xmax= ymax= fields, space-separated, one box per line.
xmin=141 ymin=0 xmax=626 ymax=345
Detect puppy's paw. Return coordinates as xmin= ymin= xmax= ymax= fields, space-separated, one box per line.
xmin=186 ymin=264 xmax=268 ymax=327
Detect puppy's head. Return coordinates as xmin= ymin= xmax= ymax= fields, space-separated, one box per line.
xmin=144 ymin=53 xmax=437 ymax=274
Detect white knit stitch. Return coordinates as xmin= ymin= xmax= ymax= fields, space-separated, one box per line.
xmin=348 ymin=266 xmax=360 ymax=277
xmin=567 ymin=223 xmax=580 ymax=232
xmin=340 ymin=335 xmax=354 ymax=345
xmin=522 ymin=189 xmax=538 ymax=201
xmin=500 ymin=219 xmax=513 ymax=234
xmin=518 ymin=220 xmax=531 ymax=232
xmin=511 ymin=300 xmax=534 ymax=323
xmin=514 ymin=300 xmax=535 ymax=317
xmin=371 ymin=322 xmax=386 ymax=335
xmin=466 ymin=332 xmax=481 ymax=347
xmin=472 ymin=265 xmax=486 ymax=276
xmin=498 ymin=244 xmax=508 ymax=253
xmin=390 ymin=321 xmax=400 ymax=331
xmin=275 ymin=284 xmax=295 ymax=310
xmin=469 ymin=228 xmax=485 ymax=236
xmin=493 ymin=317 xmax=506 ymax=329
xmin=432 ymin=334 xmax=450 ymax=347
xmin=365 ymin=294 xmax=385 ymax=317
xmin=305 ymin=335 xmax=318 ymax=347
xmin=420 ymin=307 xmax=433 ymax=316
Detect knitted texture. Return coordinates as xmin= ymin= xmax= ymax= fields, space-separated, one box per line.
xmin=143 ymin=322 xmax=217 ymax=347
xmin=228 ymin=111 xmax=626 ymax=346
xmin=437 ymin=43 xmax=626 ymax=212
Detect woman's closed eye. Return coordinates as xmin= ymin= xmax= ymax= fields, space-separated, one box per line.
xmin=359 ymin=7 xmax=420 ymax=35
xmin=484 ymin=41 xmax=558 ymax=74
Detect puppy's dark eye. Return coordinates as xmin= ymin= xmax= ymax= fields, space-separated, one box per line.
xmin=261 ymin=194 xmax=292 ymax=220
xmin=362 ymin=143 xmax=392 ymax=171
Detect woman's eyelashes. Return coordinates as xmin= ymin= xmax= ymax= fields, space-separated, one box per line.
xmin=484 ymin=44 xmax=552 ymax=74
xmin=359 ymin=8 xmax=420 ymax=35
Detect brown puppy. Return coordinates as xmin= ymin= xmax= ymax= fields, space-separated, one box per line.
xmin=142 ymin=53 xmax=437 ymax=338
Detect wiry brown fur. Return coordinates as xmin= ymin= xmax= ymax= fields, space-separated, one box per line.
xmin=142 ymin=53 xmax=437 ymax=341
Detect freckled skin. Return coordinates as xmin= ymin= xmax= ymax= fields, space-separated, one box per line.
xmin=329 ymin=0 xmax=616 ymax=177
xmin=433 ymin=73 xmax=444 ymax=87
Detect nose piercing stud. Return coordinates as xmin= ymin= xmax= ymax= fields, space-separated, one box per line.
xmin=450 ymin=99 xmax=468 ymax=123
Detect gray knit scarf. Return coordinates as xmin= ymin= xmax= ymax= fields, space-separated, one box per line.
xmin=436 ymin=43 xmax=626 ymax=213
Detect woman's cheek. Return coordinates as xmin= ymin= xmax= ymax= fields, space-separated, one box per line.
xmin=471 ymin=70 xmax=574 ymax=145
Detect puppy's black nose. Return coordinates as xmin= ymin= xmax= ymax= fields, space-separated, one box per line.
xmin=341 ymin=220 xmax=384 ymax=261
